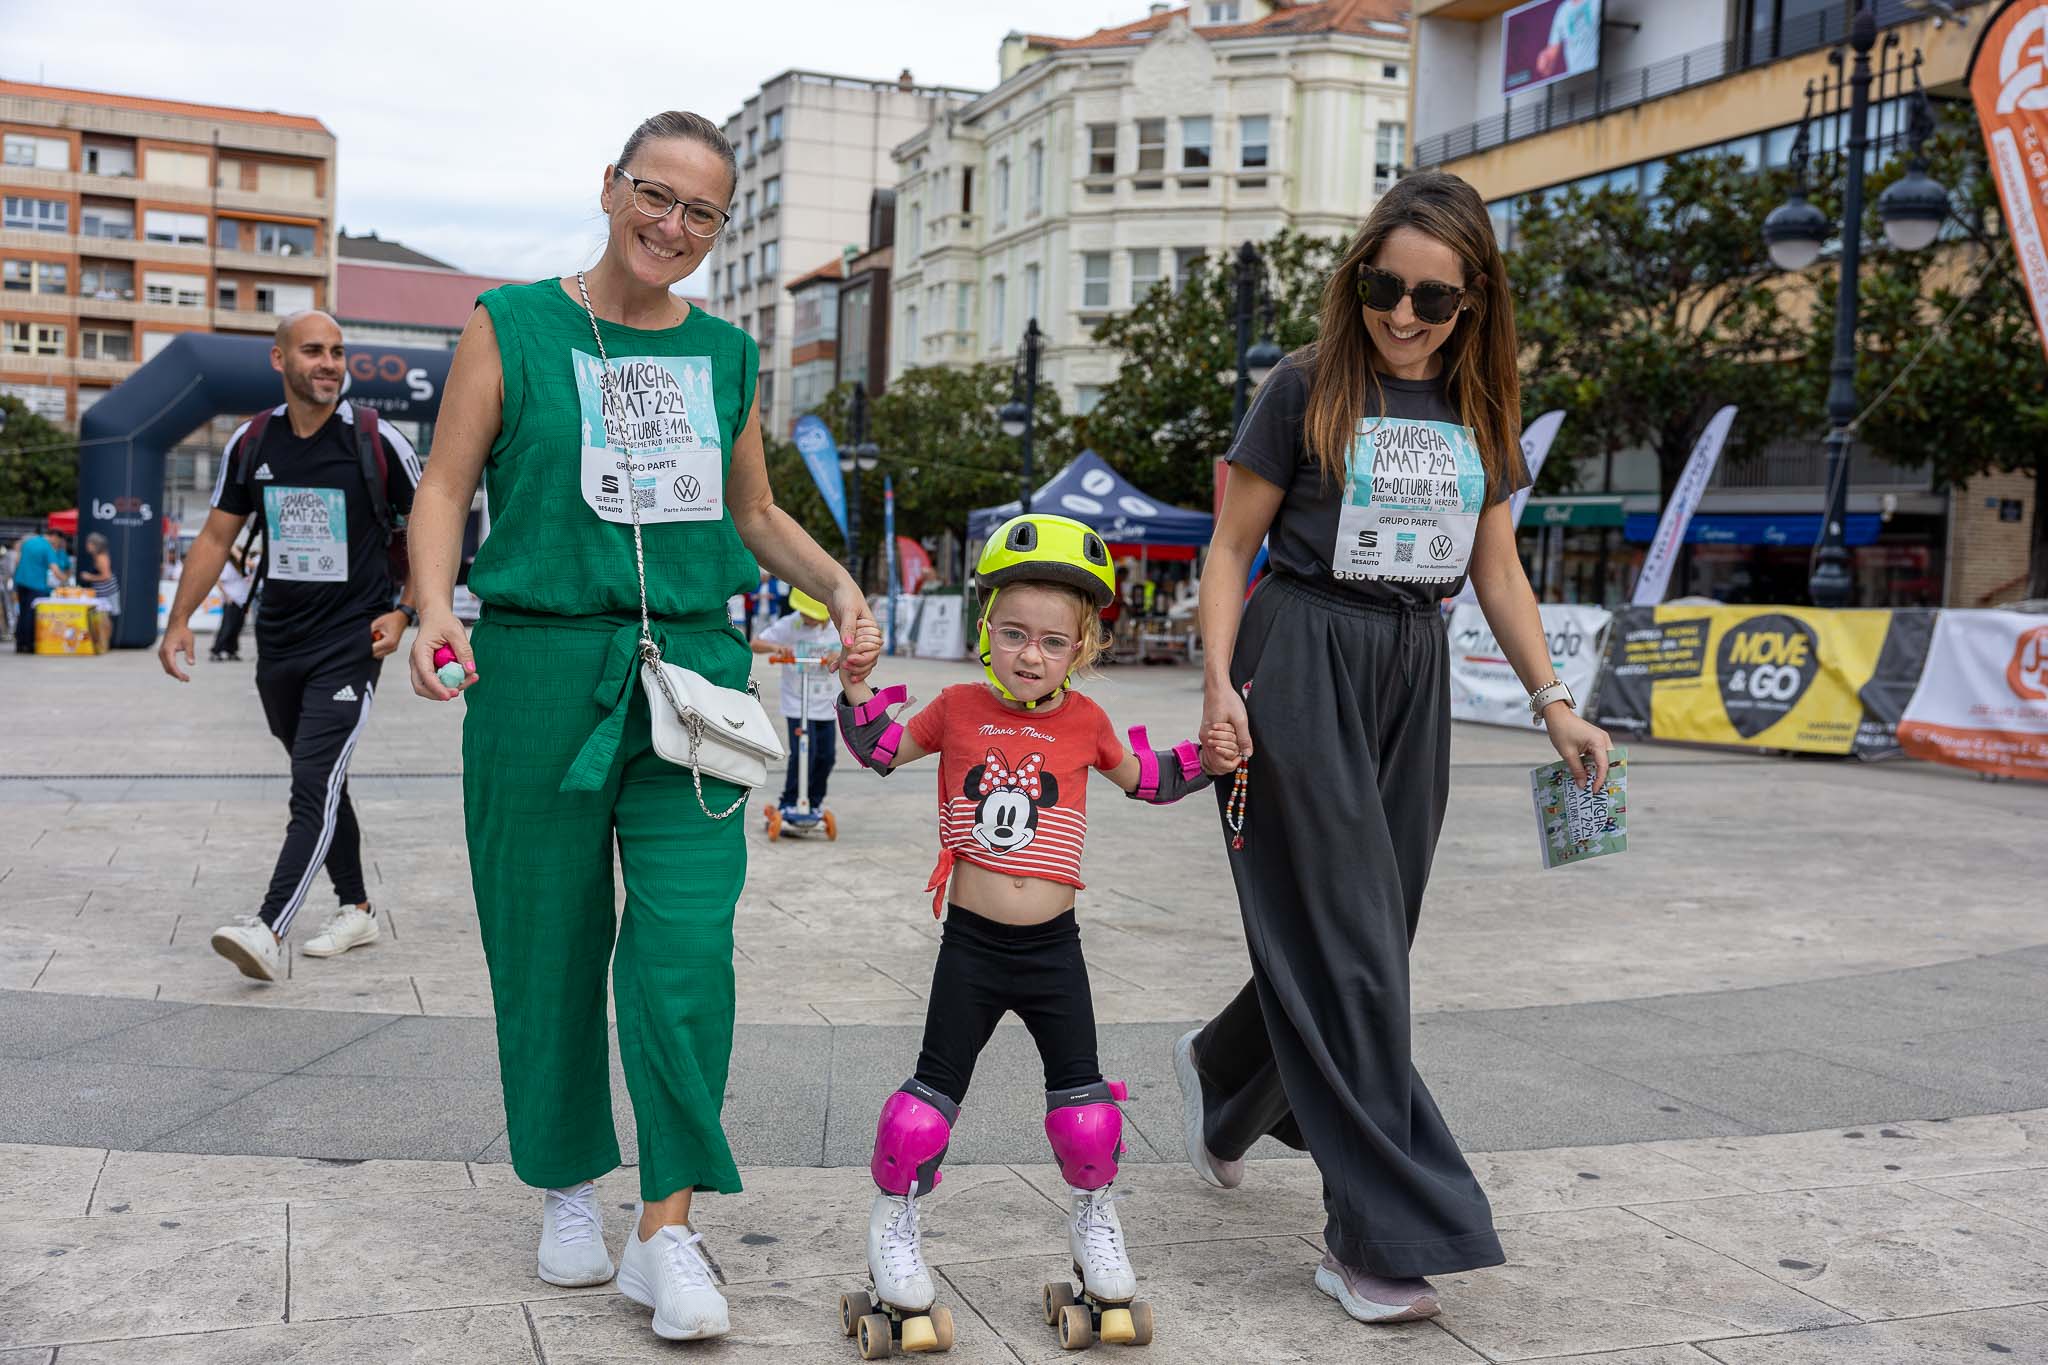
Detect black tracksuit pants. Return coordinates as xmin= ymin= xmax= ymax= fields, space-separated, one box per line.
xmin=1189 ymin=572 xmax=1503 ymax=1279
xmin=253 ymin=632 xmax=382 ymax=936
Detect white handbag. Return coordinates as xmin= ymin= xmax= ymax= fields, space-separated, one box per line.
xmin=575 ymin=273 xmax=786 ymax=820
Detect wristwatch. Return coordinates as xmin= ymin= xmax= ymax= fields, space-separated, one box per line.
xmin=396 ymin=604 xmax=419 ymax=627
xmin=1528 ymin=678 xmax=1574 ymax=720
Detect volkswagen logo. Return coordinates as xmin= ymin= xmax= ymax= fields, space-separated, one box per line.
xmin=675 ymin=475 xmax=702 ymax=503
xmin=1429 ymin=535 xmax=1454 ymax=561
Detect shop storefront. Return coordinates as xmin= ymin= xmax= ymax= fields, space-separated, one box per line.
xmin=1616 ymin=512 xmax=1944 ymax=608
xmin=1518 ymin=496 xmax=1632 ymax=606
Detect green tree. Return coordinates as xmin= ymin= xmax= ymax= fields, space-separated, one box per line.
xmin=1509 ymin=153 xmax=1811 ymax=505
xmin=767 ymin=364 xmax=1074 ymax=585
xmin=1084 ymin=228 xmax=1345 ymax=507
xmin=0 ymin=396 xmax=77 ymax=517
xmin=1800 ymin=105 xmax=2048 ymax=598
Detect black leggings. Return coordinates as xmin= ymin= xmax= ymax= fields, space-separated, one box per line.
xmin=914 ymin=905 xmax=1102 ymax=1105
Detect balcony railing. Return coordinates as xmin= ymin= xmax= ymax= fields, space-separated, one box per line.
xmin=1710 ymin=439 xmax=1932 ymax=492
xmin=1416 ymin=0 xmax=1958 ymax=168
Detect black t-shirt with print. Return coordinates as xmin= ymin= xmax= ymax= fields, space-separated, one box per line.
xmin=1226 ymin=351 xmax=1529 ymax=608
xmin=213 ymin=404 xmax=418 ymax=656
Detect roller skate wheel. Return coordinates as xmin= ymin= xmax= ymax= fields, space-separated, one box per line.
xmin=927 ymin=1304 xmax=955 ymax=1351
xmin=1099 ymin=1307 xmax=1136 ymax=1345
xmin=857 ymin=1311 xmax=894 ymax=1359
xmin=823 ymin=809 xmax=838 ymax=840
xmin=840 ymin=1290 xmax=873 ymax=1337
xmin=1057 ymin=1303 xmax=1094 ymax=1350
xmin=1043 ymin=1281 xmax=1076 ymax=1326
xmin=900 ymin=1313 xmax=939 ymax=1353
xmin=1127 ymin=1301 xmax=1154 ymax=1346
xmin=764 ymin=805 xmax=782 ymax=840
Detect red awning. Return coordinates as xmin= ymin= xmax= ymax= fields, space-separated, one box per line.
xmin=46 ymin=508 xmax=77 ymax=534
xmin=1108 ymin=543 xmax=1196 ymax=561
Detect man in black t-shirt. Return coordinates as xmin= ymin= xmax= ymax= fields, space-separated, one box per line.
xmin=159 ymin=311 xmax=421 ymax=984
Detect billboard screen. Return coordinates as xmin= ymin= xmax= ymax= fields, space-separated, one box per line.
xmin=1502 ymin=0 xmax=1604 ymax=97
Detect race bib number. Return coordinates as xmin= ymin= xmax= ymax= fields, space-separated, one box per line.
xmin=263 ymin=485 xmax=348 ymax=583
xmin=1333 ymin=418 xmax=1486 ymax=585
xmin=574 ymin=350 xmax=725 ymax=524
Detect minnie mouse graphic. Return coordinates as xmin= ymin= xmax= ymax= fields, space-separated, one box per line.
xmin=963 ymin=748 xmax=1061 ymax=855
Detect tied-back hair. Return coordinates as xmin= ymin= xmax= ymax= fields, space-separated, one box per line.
xmin=616 ymin=111 xmax=737 ymax=202
xmin=1301 ymin=171 xmax=1521 ymax=499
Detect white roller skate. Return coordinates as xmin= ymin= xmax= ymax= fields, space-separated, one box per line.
xmin=1040 ymin=1081 xmax=1155 ymax=1350
xmin=842 ymin=1083 xmax=958 ymax=1357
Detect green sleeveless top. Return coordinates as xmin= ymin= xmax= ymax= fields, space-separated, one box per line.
xmin=467 ymin=278 xmax=760 ymax=619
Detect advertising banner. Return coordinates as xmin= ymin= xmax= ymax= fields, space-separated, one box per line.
xmin=1593 ymin=605 xmax=1931 ymax=756
xmin=1453 ymin=408 xmax=1565 ymax=606
xmin=790 ymin=415 xmax=850 ymax=544
xmin=913 ymin=594 xmax=968 ymax=660
xmin=1971 ymin=0 xmax=2048 ymax=368
xmin=1449 ymin=601 xmax=1611 ymax=727
xmin=1632 ymin=405 xmax=1737 ymax=605
xmin=897 ymin=537 xmax=935 ymax=594
xmin=1502 ymin=0 xmax=1604 ymax=96
xmin=1898 ymin=610 xmax=2048 ymax=780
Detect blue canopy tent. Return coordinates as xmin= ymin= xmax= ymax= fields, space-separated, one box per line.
xmin=967 ymin=450 xmax=1213 ymax=547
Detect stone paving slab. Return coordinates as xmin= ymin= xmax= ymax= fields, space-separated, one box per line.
xmin=7 ymin=1114 xmax=2046 ymax=1361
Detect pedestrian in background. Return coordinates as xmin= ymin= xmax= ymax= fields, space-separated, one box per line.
xmin=1180 ymin=171 xmax=1612 ymax=1327
xmin=78 ymin=532 xmax=121 ymax=656
xmin=212 ymin=542 xmax=255 ymax=661
xmin=12 ymin=525 xmax=70 ymax=653
xmin=749 ymin=586 xmax=843 ymax=820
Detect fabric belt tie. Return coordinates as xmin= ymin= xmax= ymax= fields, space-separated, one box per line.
xmin=474 ymin=606 xmax=732 ymax=794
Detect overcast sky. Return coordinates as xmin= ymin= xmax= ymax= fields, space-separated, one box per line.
xmin=5 ymin=0 xmax=1144 ymax=295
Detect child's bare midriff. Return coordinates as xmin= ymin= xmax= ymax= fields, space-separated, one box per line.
xmin=947 ymin=860 xmax=1077 ymax=926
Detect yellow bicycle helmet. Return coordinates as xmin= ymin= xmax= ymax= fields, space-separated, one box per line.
xmin=974 ymin=514 xmax=1116 ymax=707
xmin=788 ymin=587 xmax=831 ymax=622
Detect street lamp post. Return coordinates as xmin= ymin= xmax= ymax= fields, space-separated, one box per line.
xmin=1761 ymin=4 xmax=1945 ymax=608
xmin=842 ymin=381 xmax=880 ymax=586
xmin=998 ymin=317 xmax=1042 ymax=514
xmin=1230 ymin=241 xmax=1284 ymax=438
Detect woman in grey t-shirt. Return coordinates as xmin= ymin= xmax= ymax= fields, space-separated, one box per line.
xmin=1174 ymin=171 xmax=1613 ymax=1325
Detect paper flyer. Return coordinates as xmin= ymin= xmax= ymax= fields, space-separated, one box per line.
xmin=1530 ymin=747 xmax=1628 ymax=869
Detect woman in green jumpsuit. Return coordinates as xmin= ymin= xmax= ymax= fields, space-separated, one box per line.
xmin=405 ymin=111 xmax=880 ymax=1344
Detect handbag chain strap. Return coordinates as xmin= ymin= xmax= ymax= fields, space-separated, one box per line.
xmin=575 ymin=271 xmax=747 ymax=821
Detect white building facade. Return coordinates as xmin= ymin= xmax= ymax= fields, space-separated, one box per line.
xmin=886 ymin=1 xmax=1411 ymax=415
xmin=709 ymin=70 xmax=977 ymax=436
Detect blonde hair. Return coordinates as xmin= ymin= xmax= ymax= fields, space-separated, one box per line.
xmin=983 ymin=580 xmax=1106 ymax=681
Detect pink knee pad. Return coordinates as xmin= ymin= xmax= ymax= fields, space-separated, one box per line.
xmin=871 ymin=1080 xmax=958 ymax=1197
xmin=1044 ymin=1080 xmax=1128 ymax=1190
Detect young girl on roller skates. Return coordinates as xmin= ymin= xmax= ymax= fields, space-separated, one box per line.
xmin=835 ymin=513 xmax=1227 ymax=1355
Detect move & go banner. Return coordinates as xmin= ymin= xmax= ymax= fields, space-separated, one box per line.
xmin=1593 ymin=605 xmax=1934 ymax=756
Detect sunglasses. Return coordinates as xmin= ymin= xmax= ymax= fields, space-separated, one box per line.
xmin=1355 ymin=264 xmax=1466 ymax=326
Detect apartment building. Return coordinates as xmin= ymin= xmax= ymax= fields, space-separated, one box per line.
xmin=708 ymin=69 xmax=979 ymax=436
xmin=1411 ymin=0 xmax=2010 ymax=608
xmin=0 ymin=80 xmax=336 ymax=428
xmin=886 ymin=0 xmax=1411 ymax=415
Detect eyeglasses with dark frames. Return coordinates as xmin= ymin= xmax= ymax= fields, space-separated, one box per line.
xmin=614 ymin=170 xmax=730 ymax=239
xmin=1355 ymin=263 xmax=1466 ymax=326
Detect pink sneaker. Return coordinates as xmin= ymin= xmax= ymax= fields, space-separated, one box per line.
xmin=1314 ymin=1253 xmax=1440 ymax=1323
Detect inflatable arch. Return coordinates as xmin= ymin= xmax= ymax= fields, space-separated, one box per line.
xmin=76 ymin=332 xmax=452 ymax=648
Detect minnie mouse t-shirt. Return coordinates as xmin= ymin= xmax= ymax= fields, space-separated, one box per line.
xmin=907 ymin=683 xmax=1126 ymax=900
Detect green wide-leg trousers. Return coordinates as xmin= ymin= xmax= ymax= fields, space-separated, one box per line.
xmin=463 ymin=614 xmax=749 ymax=1201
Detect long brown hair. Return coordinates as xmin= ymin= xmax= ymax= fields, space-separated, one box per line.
xmin=1301 ymin=171 xmax=1520 ymax=497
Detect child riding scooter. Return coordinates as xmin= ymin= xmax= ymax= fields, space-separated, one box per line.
xmin=751 ymin=587 xmax=845 ymax=840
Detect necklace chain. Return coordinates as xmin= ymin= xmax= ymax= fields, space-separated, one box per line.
xmin=574 ymin=271 xmax=656 ymax=663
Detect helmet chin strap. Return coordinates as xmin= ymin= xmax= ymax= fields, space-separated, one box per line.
xmin=977 ymin=590 xmax=1068 ymax=710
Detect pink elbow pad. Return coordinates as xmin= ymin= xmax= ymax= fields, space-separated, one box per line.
xmin=839 ymin=684 xmax=909 ymax=771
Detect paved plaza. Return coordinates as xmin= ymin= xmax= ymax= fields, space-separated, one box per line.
xmin=3 ymin=645 xmax=2047 ymax=1362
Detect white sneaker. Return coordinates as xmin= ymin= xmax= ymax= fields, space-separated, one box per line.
xmin=210 ymin=916 xmax=281 ymax=983
xmin=302 ymin=905 xmax=380 ymax=959
xmin=1314 ymin=1253 xmax=1440 ymax=1323
xmin=1070 ymin=1186 xmax=1137 ymax=1302
xmin=617 ymin=1206 xmax=730 ymax=1341
xmin=1175 ymin=1029 xmax=1244 ymax=1189
xmin=867 ymin=1188 xmax=935 ymax=1313
xmin=537 ymin=1182 xmax=614 ymax=1287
